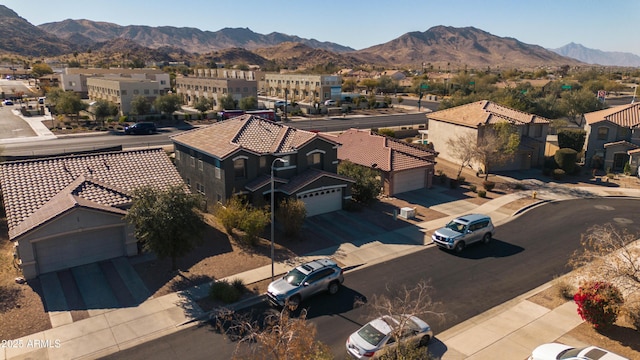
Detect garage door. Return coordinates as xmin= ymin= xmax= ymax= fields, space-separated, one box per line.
xmin=298 ymin=188 xmax=342 ymax=217
xmin=393 ymin=168 xmax=426 ymax=195
xmin=35 ymin=227 xmax=125 ymax=274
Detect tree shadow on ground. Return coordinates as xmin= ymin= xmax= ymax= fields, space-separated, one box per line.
xmin=133 ymin=220 xmax=233 ymax=296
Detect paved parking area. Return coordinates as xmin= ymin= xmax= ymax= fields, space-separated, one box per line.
xmin=38 ymin=257 xmax=151 ymax=327
xmin=0 ymin=106 xmax=36 ymax=139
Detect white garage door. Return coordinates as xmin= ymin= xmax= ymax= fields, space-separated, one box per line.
xmin=35 ymin=227 xmax=125 ymax=274
xmin=393 ymin=168 xmax=426 ymax=195
xmin=298 ymin=188 xmax=342 ymax=217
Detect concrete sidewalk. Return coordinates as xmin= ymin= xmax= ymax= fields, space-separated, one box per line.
xmin=2 ymin=185 xmax=640 ymax=360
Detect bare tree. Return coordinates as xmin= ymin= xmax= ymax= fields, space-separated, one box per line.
xmin=569 ymin=223 xmax=640 ymax=301
xmin=474 ymin=123 xmax=520 ymax=180
xmin=213 ymin=308 xmax=332 ymax=360
xmin=446 ymin=132 xmax=477 ymax=179
xmin=359 ymin=280 xmax=445 ymax=359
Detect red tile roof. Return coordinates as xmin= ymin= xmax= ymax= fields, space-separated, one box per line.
xmin=584 ymin=103 xmax=640 ymax=127
xmin=334 ymin=129 xmax=436 ymax=172
xmin=0 ymin=149 xmax=184 ymax=239
xmin=171 ymin=115 xmax=325 ymax=158
xmin=427 ymin=100 xmax=550 ymax=128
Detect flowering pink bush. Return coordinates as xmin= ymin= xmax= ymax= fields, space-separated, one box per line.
xmin=573 ymin=281 xmax=624 ymax=330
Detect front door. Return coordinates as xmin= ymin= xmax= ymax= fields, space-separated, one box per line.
xmin=613 ymin=153 xmax=629 ymax=172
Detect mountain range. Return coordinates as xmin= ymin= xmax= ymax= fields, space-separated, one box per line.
xmin=550 ymin=42 xmax=640 ymax=67
xmin=0 ymin=4 xmax=636 ymax=69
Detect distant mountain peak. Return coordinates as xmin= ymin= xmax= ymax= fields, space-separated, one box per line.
xmin=551 ymin=43 xmax=640 ymax=66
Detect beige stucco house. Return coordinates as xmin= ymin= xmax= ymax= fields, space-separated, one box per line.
xmin=426 ymin=100 xmax=550 ymax=172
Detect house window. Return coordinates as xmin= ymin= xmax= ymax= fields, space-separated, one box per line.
xmin=234 ymin=158 xmax=246 ymax=179
xmin=259 ymin=157 xmax=267 ymax=171
xmin=144 ymin=89 xmax=149 ymax=95
xmin=307 ymin=152 xmax=323 ymax=169
xmin=534 ymin=124 xmax=542 ymax=137
xmin=161 ymin=80 xmax=166 ymax=85
xmin=597 ymin=127 xmax=609 ymax=140
xmin=196 ymin=183 xmax=205 ymax=195
xmin=186 ymin=178 xmax=191 ymax=187
xmin=198 ymin=159 xmax=203 ymax=171
xmin=214 ymin=167 xmax=221 ymax=179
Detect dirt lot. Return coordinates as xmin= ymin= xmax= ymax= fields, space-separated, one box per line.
xmin=0 ymin=221 xmax=51 ymax=341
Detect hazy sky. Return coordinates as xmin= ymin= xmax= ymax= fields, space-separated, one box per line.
xmin=3 ymin=0 xmax=639 ymax=55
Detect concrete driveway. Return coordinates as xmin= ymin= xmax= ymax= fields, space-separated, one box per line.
xmin=38 ymin=257 xmax=151 ymax=326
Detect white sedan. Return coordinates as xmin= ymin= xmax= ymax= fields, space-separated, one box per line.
xmin=528 ymin=342 xmax=628 ymax=360
xmin=346 ymin=315 xmax=432 ymax=359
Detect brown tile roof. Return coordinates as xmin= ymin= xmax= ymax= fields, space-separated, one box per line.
xmin=170 ymin=115 xmax=323 ymax=159
xmin=0 ymin=149 xmax=184 ymax=239
xmin=427 ymin=100 xmax=550 ymax=128
xmin=279 ymin=168 xmax=354 ymax=194
xmin=584 ymin=103 xmax=640 ymax=127
xmin=334 ymin=129 xmax=435 ymax=172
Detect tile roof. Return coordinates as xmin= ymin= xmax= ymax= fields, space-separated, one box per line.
xmin=427 ymin=100 xmax=550 ymax=128
xmin=584 ymin=103 xmax=640 ymax=127
xmin=334 ymin=129 xmax=436 ymax=172
xmin=170 ymin=115 xmax=323 ymax=159
xmin=279 ymin=168 xmax=354 ymax=194
xmin=0 ymin=149 xmax=184 ymax=239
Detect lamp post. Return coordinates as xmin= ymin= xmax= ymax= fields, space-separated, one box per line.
xmin=271 ymin=157 xmax=289 ymax=281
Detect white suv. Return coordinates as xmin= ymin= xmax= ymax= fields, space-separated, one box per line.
xmin=267 ymin=258 xmax=344 ymax=310
xmin=432 ymin=214 xmax=495 ymax=252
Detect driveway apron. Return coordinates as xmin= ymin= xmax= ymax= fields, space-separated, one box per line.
xmin=39 ymin=272 xmax=70 ymax=312
xmin=110 ymin=257 xmax=151 ymax=304
xmin=71 ymin=263 xmax=119 ymax=309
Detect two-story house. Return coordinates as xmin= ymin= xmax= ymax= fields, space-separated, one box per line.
xmin=582 ymin=103 xmax=640 ymax=173
xmin=426 ymin=100 xmax=550 ymax=172
xmin=170 ymin=115 xmax=354 ymax=217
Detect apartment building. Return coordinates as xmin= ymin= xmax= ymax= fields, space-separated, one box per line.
xmin=87 ymin=77 xmax=165 ymax=115
xmin=263 ymin=73 xmax=342 ymax=103
xmin=60 ymin=68 xmax=170 ymax=96
xmin=175 ymin=69 xmax=257 ymax=109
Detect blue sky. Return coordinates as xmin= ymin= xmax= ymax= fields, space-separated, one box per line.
xmin=3 ymin=0 xmax=639 ymax=55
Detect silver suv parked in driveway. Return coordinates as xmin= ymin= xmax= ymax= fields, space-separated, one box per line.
xmin=432 ymin=214 xmax=495 ymax=252
xmin=267 ymin=258 xmax=344 ymax=310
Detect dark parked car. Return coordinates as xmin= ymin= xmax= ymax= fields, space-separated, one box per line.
xmin=124 ymin=122 xmax=157 ymax=135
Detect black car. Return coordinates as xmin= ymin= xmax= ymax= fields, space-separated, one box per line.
xmin=124 ymin=122 xmax=157 ymax=135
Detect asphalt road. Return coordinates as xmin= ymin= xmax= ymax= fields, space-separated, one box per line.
xmin=101 ymin=197 xmax=640 ymax=360
xmin=1 ymin=113 xmax=429 ymax=157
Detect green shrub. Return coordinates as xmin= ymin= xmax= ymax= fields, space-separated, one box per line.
xmin=209 ymin=280 xmax=242 ymax=304
xmin=469 ymin=184 xmax=477 ymax=192
xmin=553 ymin=168 xmax=565 ymax=180
xmin=482 ymin=181 xmax=495 ymax=191
xmin=477 ymin=190 xmax=487 ymax=198
xmin=554 ymin=148 xmax=578 ymax=174
xmin=376 ymin=128 xmax=395 ymax=137
xmin=119 ymin=115 xmax=128 ymax=123
xmin=574 ymin=281 xmax=624 ymax=330
xmin=623 ymin=163 xmax=631 ymax=175
xmin=457 ymin=176 xmax=465 ymax=183
xmin=238 ymin=207 xmax=270 ymax=245
xmin=276 ymin=198 xmax=307 ymax=238
xmin=231 ymin=278 xmax=246 ymax=293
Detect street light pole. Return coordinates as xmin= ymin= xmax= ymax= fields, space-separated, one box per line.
xmin=271 ymin=157 xmax=289 ymax=281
